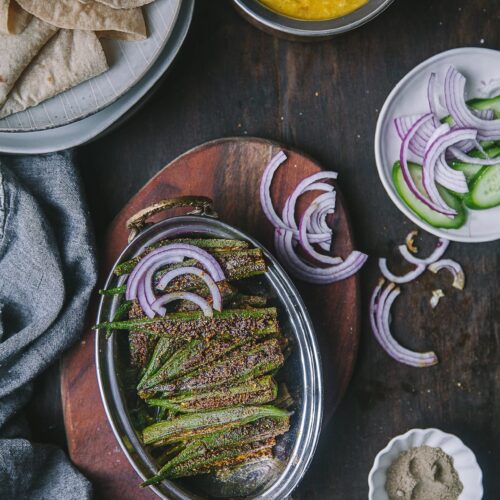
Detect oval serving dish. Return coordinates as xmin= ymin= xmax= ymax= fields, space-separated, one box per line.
xmin=95 ymin=214 xmax=323 ymax=499
xmin=233 ymin=0 xmax=394 ymax=40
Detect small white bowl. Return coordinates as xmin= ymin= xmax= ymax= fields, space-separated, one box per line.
xmin=374 ymin=47 xmax=500 ymax=243
xmin=368 ymin=428 xmax=483 ymax=500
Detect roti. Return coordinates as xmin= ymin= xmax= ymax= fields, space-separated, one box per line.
xmin=0 ymin=17 xmax=57 ymax=107
xmin=16 ymin=0 xmax=147 ymax=40
xmin=0 ymin=0 xmax=31 ymax=34
xmin=0 ymin=29 xmax=108 ymax=118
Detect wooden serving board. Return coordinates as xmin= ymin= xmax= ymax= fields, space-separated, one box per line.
xmin=61 ymin=137 xmax=361 ymax=499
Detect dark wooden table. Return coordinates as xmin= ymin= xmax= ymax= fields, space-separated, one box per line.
xmin=29 ymin=0 xmax=500 ymax=498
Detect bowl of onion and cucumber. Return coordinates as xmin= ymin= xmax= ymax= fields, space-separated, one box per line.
xmin=94 ymin=202 xmax=322 ymax=499
xmin=376 ymin=48 xmax=500 ymax=242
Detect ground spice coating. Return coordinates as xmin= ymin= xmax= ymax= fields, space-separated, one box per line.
xmin=385 ymin=445 xmax=463 ymax=500
xmin=149 ymin=376 xmax=278 ymax=412
xmin=153 ymin=339 xmax=284 ymax=394
xmin=128 ymin=304 xmax=279 ymax=340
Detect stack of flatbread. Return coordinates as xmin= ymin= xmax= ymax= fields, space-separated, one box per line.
xmin=0 ymin=0 xmax=155 ymax=119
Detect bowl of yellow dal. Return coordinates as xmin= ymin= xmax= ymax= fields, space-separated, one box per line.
xmin=233 ymin=0 xmax=394 ymax=39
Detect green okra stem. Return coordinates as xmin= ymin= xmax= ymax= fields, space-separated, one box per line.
xmin=146 ymin=375 xmax=279 ymax=412
xmin=99 ymin=285 xmax=127 ymax=296
xmin=142 ymin=405 xmax=290 ymax=445
xmin=115 ymin=238 xmax=251 ymax=276
xmin=105 ymin=300 xmax=133 ymax=339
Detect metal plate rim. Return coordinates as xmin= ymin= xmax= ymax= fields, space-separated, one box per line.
xmin=95 ymin=215 xmax=324 ymax=499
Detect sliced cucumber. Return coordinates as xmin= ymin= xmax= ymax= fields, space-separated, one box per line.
xmin=451 ymin=146 xmax=500 ymax=184
xmin=464 ymin=164 xmax=500 ymax=209
xmin=392 ymin=161 xmax=466 ymax=229
xmin=442 ymin=94 xmax=500 ymax=125
xmin=468 ymin=94 xmax=500 ymax=118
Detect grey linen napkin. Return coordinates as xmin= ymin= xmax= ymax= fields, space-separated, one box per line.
xmin=0 ymin=151 xmax=96 ymax=499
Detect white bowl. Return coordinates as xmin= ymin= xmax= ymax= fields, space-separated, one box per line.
xmin=374 ymin=47 xmax=500 ymax=243
xmin=368 ymin=428 xmax=483 ymax=500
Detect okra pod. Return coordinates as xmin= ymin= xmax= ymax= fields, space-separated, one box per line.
xmin=142 ymin=405 xmax=290 ymax=445
xmin=94 ymin=307 xmax=279 ymax=339
xmin=115 ymin=239 xmax=251 ymax=276
xmin=164 ymin=439 xmax=275 ymax=480
xmin=147 ymin=376 xmax=278 ymax=412
xmin=158 ymin=416 xmax=289 ymax=473
xmin=140 ymin=332 xmax=265 ymax=392
xmin=137 ymin=336 xmax=180 ymax=390
xmin=142 ymin=439 xmax=274 ymax=485
xmin=147 ymin=338 xmax=284 ymax=395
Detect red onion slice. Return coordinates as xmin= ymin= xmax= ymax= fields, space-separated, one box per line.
xmin=370 ymin=280 xmax=438 ymax=367
xmin=126 ymin=253 xmax=184 ymax=301
xmin=422 ymin=124 xmax=476 ymax=214
xmin=126 ymin=243 xmax=225 ymax=318
xmin=137 ymin=277 xmax=156 ymax=318
xmin=428 ymin=258 xmax=465 ymax=290
xmin=260 ymin=151 xmax=366 ymax=284
xmin=378 ymin=258 xmax=426 ymax=284
xmin=260 ymin=151 xmax=291 ymax=232
xmin=298 ymin=192 xmax=342 ymax=266
xmin=435 ymin=155 xmax=468 ymax=193
xmin=444 ymin=66 xmax=500 ymax=140
xmin=152 ymin=292 xmax=213 ymax=318
xmin=398 ymin=237 xmax=449 ymax=266
xmin=275 ymin=230 xmax=367 ymax=284
xmin=427 ymin=72 xmax=441 ymax=124
xmin=395 ymin=113 xmax=436 ymax=158
xmin=129 ymin=243 xmax=225 ymax=297
xmin=260 ymin=151 xmax=333 ymax=242
xmin=156 ymin=266 xmax=222 ymax=311
xmin=282 ymin=171 xmax=338 ymax=229
xmin=448 ymin=146 xmax=500 ymax=165
xmin=399 ymin=113 xmax=457 ymax=215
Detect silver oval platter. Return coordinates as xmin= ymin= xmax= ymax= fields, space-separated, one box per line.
xmin=95 ymin=215 xmax=323 ymax=499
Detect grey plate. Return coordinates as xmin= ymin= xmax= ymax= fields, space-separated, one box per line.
xmin=95 ymin=215 xmax=324 ymax=499
xmin=234 ymin=0 xmax=394 ymax=39
xmin=0 ymin=0 xmax=181 ymax=133
xmin=0 ymin=0 xmax=193 ymax=154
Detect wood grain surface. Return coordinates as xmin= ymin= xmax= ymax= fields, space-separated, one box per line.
xmin=24 ymin=1 xmax=500 ymax=498
xmin=61 ymin=137 xmax=360 ymax=498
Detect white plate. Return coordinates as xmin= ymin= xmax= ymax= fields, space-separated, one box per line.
xmin=0 ymin=0 xmax=193 ymax=154
xmin=0 ymin=0 xmax=181 ymax=132
xmin=375 ymin=47 xmax=500 ymax=243
xmin=368 ymin=428 xmax=483 ymax=500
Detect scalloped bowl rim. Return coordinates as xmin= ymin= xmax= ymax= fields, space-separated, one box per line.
xmin=368 ymin=428 xmax=483 ymax=500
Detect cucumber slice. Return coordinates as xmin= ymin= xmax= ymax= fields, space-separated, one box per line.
xmin=464 ymin=164 xmax=500 ymax=209
xmin=442 ymin=94 xmax=500 ymax=125
xmin=392 ymin=161 xmax=466 ymax=229
xmin=467 ymin=94 xmax=500 ymax=118
xmin=451 ymin=146 xmax=500 ymax=183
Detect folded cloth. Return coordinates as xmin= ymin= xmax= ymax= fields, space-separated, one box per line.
xmin=0 ymin=151 xmax=95 ymax=499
